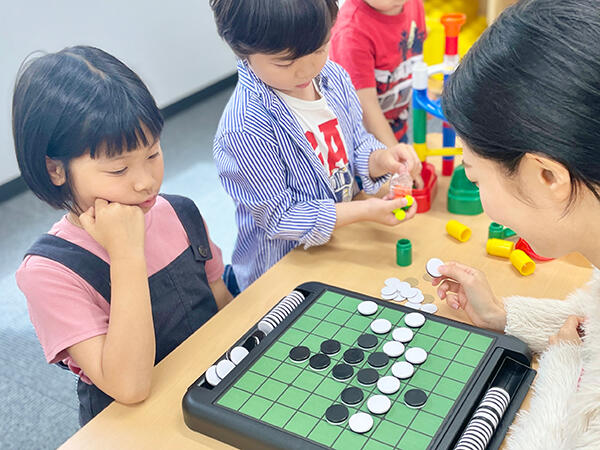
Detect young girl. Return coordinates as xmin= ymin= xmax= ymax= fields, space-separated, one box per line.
xmin=13 ymin=46 xmax=232 ymax=426
xmin=433 ymin=0 xmax=599 ymax=447
xmin=210 ymin=0 xmax=421 ymax=291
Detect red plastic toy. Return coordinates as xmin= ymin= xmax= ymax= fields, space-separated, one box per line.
xmin=515 ymin=238 xmax=554 ymax=262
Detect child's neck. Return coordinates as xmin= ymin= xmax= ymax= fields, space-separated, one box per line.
xmin=365 ymin=1 xmax=406 ymax=16
xmin=283 ymin=80 xmax=320 ymax=101
xmin=66 ymin=211 xmax=84 ymax=228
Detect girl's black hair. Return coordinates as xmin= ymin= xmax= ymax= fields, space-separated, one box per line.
xmin=210 ymin=0 xmax=338 ymax=59
xmin=443 ymin=0 xmax=600 ymax=203
xmin=12 ymin=45 xmax=163 ymax=211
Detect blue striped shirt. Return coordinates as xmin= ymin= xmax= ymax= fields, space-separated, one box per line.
xmin=214 ymin=59 xmax=388 ymax=290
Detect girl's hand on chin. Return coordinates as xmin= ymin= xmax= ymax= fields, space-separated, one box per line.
xmin=79 ymin=198 xmax=145 ymax=258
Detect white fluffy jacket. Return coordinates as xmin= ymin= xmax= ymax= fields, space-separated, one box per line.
xmin=503 ymin=270 xmax=600 ymax=450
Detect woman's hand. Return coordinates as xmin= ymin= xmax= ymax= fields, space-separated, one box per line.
xmin=548 ymin=315 xmax=585 ymax=346
xmin=432 ymin=261 xmax=506 ymax=331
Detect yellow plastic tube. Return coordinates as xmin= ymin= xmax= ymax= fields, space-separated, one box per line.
xmin=486 ymin=239 xmax=515 ymax=258
xmin=510 ymin=249 xmax=536 ymax=276
xmin=446 ymin=220 xmax=472 ymax=242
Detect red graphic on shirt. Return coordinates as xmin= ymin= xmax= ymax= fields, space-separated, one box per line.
xmin=305 ymin=118 xmax=348 ymax=175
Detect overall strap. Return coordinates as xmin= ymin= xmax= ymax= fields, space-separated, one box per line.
xmin=25 ymin=234 xmax=112 ymax=303
xmin=159 ymin=194 xmax=212 ymax=262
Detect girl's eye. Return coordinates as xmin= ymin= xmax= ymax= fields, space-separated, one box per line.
xmin=108 ymin=168 xmax=127 ymax=175
xmin=148 ymin=152 xmax=160 ymax=159
xmin=276 ymin=62 xmax=293 ymax=68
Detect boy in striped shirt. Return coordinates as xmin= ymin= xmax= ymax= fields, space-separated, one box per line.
xmin=210 ymin=0 xmax=422 ymax=291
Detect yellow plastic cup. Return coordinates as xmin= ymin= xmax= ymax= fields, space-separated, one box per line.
xmin=446 ymin=220 xmax=472 ymax=242
xmin=510 ymin=249 xmax=536 ymax=276
xmin=486 ymin=239 xmax=514 ymax=258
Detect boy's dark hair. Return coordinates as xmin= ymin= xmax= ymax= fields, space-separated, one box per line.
xmin=12 ymin=45 xmax=163 ymax=211
xmin=443 ymin=0 xmax=600 ymax=204
xmin=210 ymin=0 xmax=338 ymax=59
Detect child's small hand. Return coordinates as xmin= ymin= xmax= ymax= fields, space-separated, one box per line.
xmin=365 ymin=196 xmax=417 ymax=225
xmin=79 ymin=199 xmax=146 ymax=259
xmin=432 ymin=261 xmax=506 ymax=331
xmin=548 ymin=316 xmax=585 ymax=346
xmin=370 ymin=144 xmax=424 ymax=188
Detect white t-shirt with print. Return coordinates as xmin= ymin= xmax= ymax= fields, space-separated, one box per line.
xmin=277 ymin=82 xmax=355 ymax=203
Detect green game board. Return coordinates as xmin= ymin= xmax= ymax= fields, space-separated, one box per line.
xmin=216 ymin=290 xmax=493 ymax=450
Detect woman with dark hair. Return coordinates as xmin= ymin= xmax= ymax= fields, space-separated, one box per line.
xmin=14 ymin=46 xmax=232 ymax=426
xmin=432 ymin=0 xmax=600 ymax=446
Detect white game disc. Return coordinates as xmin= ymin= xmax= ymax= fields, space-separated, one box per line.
xmin=384 ymin=277 xmax=402 ymax=288
xmin=229 ymin=346 xmax=250 ymax=365
xmin=383 ymin=340 xmax=405 ymax=357
xmin=377 ymin=376 xmax=401 ymax=395
xmin=405 ymin=312 xmax=426 ymax=328
xmin=367 ymin=395 xmax=392 ymax=414
xmin=405 ymin=302 xmax=422 ymax=310
xmin=381 ymin=286 xmax=397 ymax=297
xmin=358 ymin=301 xmax=378 ymax=316
xmin=410 ymin=292 xmax=425 ymax=304
xmin=391 ymin=361 xmax=415 ymax=379
xmin=392 ymin=327 xmax=414 ymax=343
xmin=216 ymin=359 xmax=236 ymax=379
xmin=426 ymin=258 xmax=445 ymax=278
xmin=405 ymin=347 xmax=428 ymax=365
xmin=421 ymin=303 xmax=439 ymax=314
xmin=370 ymin=318 xmax=392 ymax=334
xmin=404 ymin=287 xmax=420 ymax=299
xmin=349 ymin=412 xmax=374 ymax=434
xmin=258 ymin=320 xmax=274 ymax=335
xmin=205 ymin=365 xmax=221 ymax=386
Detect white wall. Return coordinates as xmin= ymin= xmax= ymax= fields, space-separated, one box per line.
xmin=0 ymin=1 xmax=236 ymax=185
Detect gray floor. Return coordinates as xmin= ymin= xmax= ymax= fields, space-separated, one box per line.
xmin=0 ymin=87 xmax=237 ymax=449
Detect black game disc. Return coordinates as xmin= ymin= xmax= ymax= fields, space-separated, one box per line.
xmin=289 ymin=346 xmax=310 ymax=362
xmin=332 ymin=363 xmax=354 ymax=381
xmin=325 ymin=404 xmax=349 ymax=424
xmin=357 ymin=334 xmax=378 ymax=349
xmin=404 ymin=388 xmax=428 ymax=408
xmin=341 ymin=386 xmax=364 ymax=406
xmin=309 ymin=353 xmax=331 ymax=370
xmin=242 ymin=330 xmax=265 ymax=352
xmin=357 ymin=368 xmax=379 ymax=385
xmin=343 ymin=348 xmax=365 ymax=365
xmin=320 ymin=339 xmax=341 ymax=355
xmin=367 ymin=352 xmax=389 ymax=368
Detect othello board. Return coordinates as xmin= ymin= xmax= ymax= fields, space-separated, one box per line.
xmin=183 ymin=282 xmax=535 ymax=450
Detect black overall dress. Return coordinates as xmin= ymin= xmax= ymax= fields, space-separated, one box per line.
xmin=25 ymin=194 xmax=218 ymax=426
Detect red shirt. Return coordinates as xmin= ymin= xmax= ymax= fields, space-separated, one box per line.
xmin=330 ymin=0 xmax=426 ymax=140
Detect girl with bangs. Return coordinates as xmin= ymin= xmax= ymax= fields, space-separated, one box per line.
xmin=13 ymin=46 xmax=232 ymax=426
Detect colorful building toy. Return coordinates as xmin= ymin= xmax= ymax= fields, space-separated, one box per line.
xmin=446 ymin=219 xmax=471 ymax=242
xmin=406 ymin=13 xmax=483 ymax=215
xmin=396 ymin=238 xmax=412 ymax=266
xmin=510 ymin=250 xmax=536 ymax=276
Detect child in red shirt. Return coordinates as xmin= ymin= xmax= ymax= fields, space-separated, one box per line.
xmin=330 ymin=0 xmax=426 ymax=148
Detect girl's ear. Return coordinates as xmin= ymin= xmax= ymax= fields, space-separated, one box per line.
xmin=523 ymin=153 xmax=571 ymax=203
xmin=45 ymin=157 xmax=66 ymax=186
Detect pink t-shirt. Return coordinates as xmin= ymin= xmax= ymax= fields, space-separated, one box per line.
xmin=16 ymin=195 xmax=224 ymax=383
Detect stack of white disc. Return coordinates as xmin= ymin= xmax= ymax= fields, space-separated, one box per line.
xmin=380 ymin=276 xmax=438 ymax=314
xmin=257 ymin=290 xmax=305 ymax=335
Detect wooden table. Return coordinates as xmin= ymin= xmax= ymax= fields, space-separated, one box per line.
xmin=61 ymin=154 xmax=592 ymax=449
